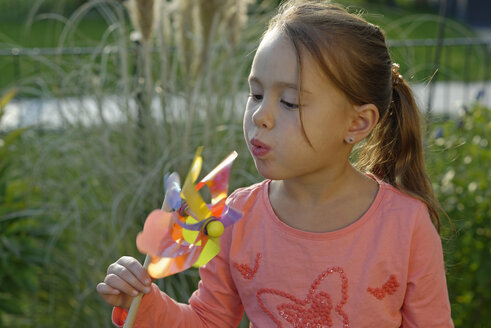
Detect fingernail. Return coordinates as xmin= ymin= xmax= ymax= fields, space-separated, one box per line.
xmin=113 ymin=290 xmax=120 ymax=295
xmin=132 ymin=290 xmax=138 ymax=296
xmin=144 ymin=287 xmax=151 ymax=294
xmin=145 ymin=279 xmax=150 ymax=285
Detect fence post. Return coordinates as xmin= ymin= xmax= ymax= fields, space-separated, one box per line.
xmin=12 ymin=48 xmax=21 ymax=84
xmin=426 ymin=0 xmax=450 ymax=120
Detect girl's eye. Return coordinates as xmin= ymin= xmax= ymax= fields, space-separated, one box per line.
xmin=249 ymin=94 xmax=263 ymax=101
xmin=281 ymin=100 xmax=299 ymax=110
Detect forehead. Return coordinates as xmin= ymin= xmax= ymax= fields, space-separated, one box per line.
xmin=250 ymin=29 xmax=298 ymax=84
xmin=250 ymin=29 xmax=332 ymax=94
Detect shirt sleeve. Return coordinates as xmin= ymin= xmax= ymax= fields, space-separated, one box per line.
xmin=401 ymin=205 xmax=454 ymax=327
xmin=112 ymin=229 xmax=243 ymax=327
xmin=188 ymin=229 xmax=244 ymax=327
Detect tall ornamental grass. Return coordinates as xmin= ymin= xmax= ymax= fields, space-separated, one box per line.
xmin=3 ymin=0 xmax=273 ymax=326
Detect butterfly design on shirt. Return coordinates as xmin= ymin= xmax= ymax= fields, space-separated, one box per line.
xmin=367 ymin=274 xmax=400 ymax=300
xmin=234 ymin=253 xmax=262 ymax=280
xmin=256 ymin=266 xmax=351 ymax=328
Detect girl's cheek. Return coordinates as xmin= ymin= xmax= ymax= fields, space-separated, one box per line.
xmin=243 ymin=105 xmax=254 ymax=126
xmin=243 ymin=115 xmax=252 ymax=136
xmin=243 ymin=110 xmax=252 ymax=133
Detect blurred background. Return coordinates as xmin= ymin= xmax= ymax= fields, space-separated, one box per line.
xmin=0 ymin=0 xmax=489 ymax=327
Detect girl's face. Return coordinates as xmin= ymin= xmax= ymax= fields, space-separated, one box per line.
xmin=243 ymin=29 xmax=355 ymax=181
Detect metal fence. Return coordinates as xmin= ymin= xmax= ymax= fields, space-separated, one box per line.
xmin=387 ymin=37 xmax=491 ymax=114
xmin=0 ymin=37 xmax=490 ymax=117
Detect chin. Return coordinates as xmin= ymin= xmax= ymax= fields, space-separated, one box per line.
xmin=254 ymin=162 xmax=286 ymax=181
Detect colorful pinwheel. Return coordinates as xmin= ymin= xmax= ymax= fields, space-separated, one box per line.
xmin=135 ymin=147 xmax=242 ymax=279
xmin=122 ymin=148 xmax=242 ymax=327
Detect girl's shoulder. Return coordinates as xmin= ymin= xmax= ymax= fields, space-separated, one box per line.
xmin=227 ymin=179 xmax=269 ymax=203
xmin=367 ymin=173 xmax=425 ymax=209
xmin=373 ymin=178 xmax=435 ymax=230
xmin=225 ymin=180 xmax=271 ymax=216
xmin=378 ymin=179 xmax=426 ymax=209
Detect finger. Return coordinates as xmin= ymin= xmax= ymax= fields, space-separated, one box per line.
xmin=108 ymin=262 xmax=149 ymax=293
xmin=96 ymin=282 xmax=121 ymax=296
xmin=96 ymin=282 xmax=132 ymax=309
xmin=104 ymin=271 xmax=150 ymax=296
xmin=116 ymin=256 xmax=152 ymax=286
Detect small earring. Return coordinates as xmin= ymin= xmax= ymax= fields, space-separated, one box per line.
xmin=347 ymin=137 xmax=354 ymax=143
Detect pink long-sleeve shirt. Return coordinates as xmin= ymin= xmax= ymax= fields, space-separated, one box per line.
xmin=113 ymin=179 xmax=453 ymax=327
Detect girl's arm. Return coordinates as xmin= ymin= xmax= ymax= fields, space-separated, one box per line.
xmin=111 ymin=230 xmax=244 ymax=327
xmin=402 ymin=206 xmax=454 ymax=327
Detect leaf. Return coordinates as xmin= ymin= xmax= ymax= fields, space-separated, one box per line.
xmin=0 ymin=294 xmax=24 ymax=315
xmin=0 ymin=88 xmax=17 ymax=121
xmin=0 ymin=236 xmax=21 ymax=257
xmin=2 ymin=128 xmax=26 ymax=146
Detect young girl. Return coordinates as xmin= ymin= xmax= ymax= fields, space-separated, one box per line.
xmin=97 ymin=1 xmax=453 ymax=327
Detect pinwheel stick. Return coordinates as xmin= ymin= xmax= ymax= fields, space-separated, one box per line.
xmin=123 ymin=254 xmax=151 ymax=328
xmin=123 ymin=189 xmax=180 ymax=328
xmin=123 ymin=201 xmax=191 ymax=328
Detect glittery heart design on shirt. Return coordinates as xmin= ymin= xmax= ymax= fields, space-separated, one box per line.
xmin=367 ymin=274 xmax=400 ymax=300
xmin=256 ymin=266 xmax=350 ymax=328
xmin=233 ymin=253 xmax=261 ymax=280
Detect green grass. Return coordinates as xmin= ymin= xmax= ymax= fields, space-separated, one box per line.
xmin=0 ymin=0 xmax=89 ymax=22
xmin=0 ymin=19 xmax=109 ymax=48
xmin=0 ymin=17 xmax=123 ymax=91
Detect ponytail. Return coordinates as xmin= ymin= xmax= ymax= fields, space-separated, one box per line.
xmin=357 ymin=79 xmax=443 ymax=230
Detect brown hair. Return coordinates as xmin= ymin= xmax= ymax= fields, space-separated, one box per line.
xmin=267 ymin=0 xmax=443 ymax=230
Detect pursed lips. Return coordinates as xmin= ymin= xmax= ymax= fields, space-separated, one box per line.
xmin=250 ymin=138 xmax=271 ymax=157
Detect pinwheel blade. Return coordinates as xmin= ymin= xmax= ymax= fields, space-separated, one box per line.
xmin=163 ymin=172 xmax=181 ymax=212
xmin=136 ymin=210 xmax=195 ymax=259
xmin=137 ymin=210 xmax=206 ymax=278
xmin=182 ymin=147 xmax=203 ymax=187
xmin=181 ymin=216 xmax=202 ymax=245
xmin=174 ymin=216 xmax=207 ymax=231
xmin=193 ymin=237 xmax=220 ymax=268
xmin=136 ymin=210 xmax=174 ymax=257
xmin=148 ymin=244 xmax=202 ymax=278
xmin=220 ymin=205 xmax=243 ymax=227
xmin=197 ymin=151 xmax=238 ymax=208
xmin=181 ymin=148 xmax=212 ymax=221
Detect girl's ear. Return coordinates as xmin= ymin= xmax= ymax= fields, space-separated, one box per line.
xmin=345 ymin=103 xmax=379 ymax=144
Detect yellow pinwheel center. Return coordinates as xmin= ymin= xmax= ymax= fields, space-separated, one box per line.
xmin=205 ymin=220 xmax=224 ymax=238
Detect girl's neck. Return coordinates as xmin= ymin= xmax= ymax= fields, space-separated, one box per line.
xmin=272 ymin=163 xmax=360 ymax=205
xmin=268 ymin=165 xmax=379 ymax=233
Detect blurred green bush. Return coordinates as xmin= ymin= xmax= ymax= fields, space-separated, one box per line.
xmin=427 ymin=104 xmax=490 ymax=327
xmin=0 ymin=90 xmax=50 ymax=326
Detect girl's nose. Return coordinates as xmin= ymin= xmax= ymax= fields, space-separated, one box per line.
xmin=252 ymin=101 xmax=274 ymax=129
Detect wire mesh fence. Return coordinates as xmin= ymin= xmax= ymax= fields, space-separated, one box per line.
xmin=1 ymin=36 xmax=490 ymax=128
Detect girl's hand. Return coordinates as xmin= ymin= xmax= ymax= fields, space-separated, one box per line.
xmin=96 ymin=256 xmax=153 ymax=309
